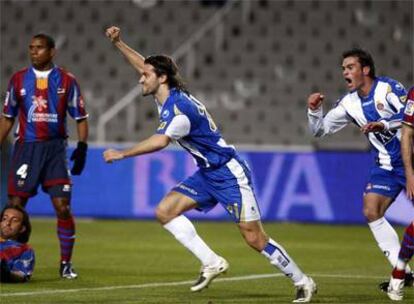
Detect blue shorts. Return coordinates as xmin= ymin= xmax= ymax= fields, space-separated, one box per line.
xmin=8 ymin=139 xmax=72 ymax=198
xmin=364 ymin=166 xmax=405 ymax=199
xmin=173 ymin=157 xmax=261 ymax=223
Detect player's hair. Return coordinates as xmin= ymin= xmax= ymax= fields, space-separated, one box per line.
xmin=144 ymin=55 xmax=188 ymax=93
xmin=342 ymin=48 xmax=376 ymax=78
xmin=0 ymin=205 xmax=32 ymax=244
xmin=32 ymin=33 xmax=56 ymax=49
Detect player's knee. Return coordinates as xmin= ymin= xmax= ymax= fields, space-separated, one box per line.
xmin=242 ymin=231 xmax=266 ymax=251
xmin=363 ymin=206 xmax=381 ymax=222
xmin=155 ymin=205 xmax=174 ymax=224
xmin=54 ymin=203 xmax=72 ymax=219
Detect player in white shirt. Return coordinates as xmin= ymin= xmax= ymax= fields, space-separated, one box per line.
xmin=103 ymin=26 xmax=317 ymax=302
xmin=307 ymin=48 xmax=413 ymax=288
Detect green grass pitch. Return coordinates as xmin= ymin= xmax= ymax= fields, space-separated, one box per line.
xmin=1 ymin=219 xmax=413 ymax=303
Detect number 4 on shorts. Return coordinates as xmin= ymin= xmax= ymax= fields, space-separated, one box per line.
xmin=16 ymin=164 xmax=29 ymax=179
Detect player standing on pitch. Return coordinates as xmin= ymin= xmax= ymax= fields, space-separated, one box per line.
xmin=385 ymin=86 xmax=414 ymax=301
xmin=103 ymin=26 xmax=317 ymax=303
xmin=0 ymin=33 xmax=89 ymax=279
xmin=307 ymin=48 xmax=413 ymax=288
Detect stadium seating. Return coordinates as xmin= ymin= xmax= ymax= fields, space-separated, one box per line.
xmin=1 ymin=0 xmax=412 ymax=148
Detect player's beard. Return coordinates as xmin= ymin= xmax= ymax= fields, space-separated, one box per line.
xmin=142 ymin=83 xmax=159 ymax=97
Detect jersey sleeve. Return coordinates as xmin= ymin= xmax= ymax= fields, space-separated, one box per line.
xmin=2 ymin=76 xmax=19 ymax=118
xmin=67 ymin=77 xmax=88 ymax=120
xmin=164 ymin=115 xmax=191 ymax=139
xmin=9 ymin=246 xmax=35 ymax=280
xmin=156 ymin=103 xmax=191 ymax=139
xmin=380 ymin=81 xmax=407 ymax=130
xmin=307 ymin=102 xmax=351 ymax=137
xmin=403 ymin=87 xmax=414 ymax=127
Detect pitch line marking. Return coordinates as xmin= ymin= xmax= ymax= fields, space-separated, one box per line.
xmin=0 ymin=273 xmax=385 ymax=297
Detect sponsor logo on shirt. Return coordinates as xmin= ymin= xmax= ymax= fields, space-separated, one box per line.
xmin=57 ymin=87 xmax=66 ymax=95
xmin=404 ymin=99 xmax=414 ymax=116
xmin=27 ymin=96 xmax=58 ymax=123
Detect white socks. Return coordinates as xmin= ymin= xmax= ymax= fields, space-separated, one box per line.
xmin=368 ymin=217 xmax=406 ymax=269
xmin=261 ymin=238 xmax=305 ymax=284
xmin=163 ymin=215 xmax=220 ymax=266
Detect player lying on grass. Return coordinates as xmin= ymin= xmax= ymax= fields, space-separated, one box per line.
xmin=0 ymin=205 xmax=35 ymax=283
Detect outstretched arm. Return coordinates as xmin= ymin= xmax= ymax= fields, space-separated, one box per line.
xmin=401 ymin=123 xmax=414 ymax=200
xmin=105 ymin=26 xmax=145 ymax=74
xmin=103 ymin=134 xmax=171 ymax=163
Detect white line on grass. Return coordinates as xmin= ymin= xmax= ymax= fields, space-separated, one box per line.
xmin=0 ymin=273 xmax=385 ymax=297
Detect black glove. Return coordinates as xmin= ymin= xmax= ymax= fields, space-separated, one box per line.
xmin=70 ymin=141 xmax=88 ymax=175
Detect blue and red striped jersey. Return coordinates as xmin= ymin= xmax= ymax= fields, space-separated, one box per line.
xmin=0 ymin=240 xmax=35 ymax=279
xmin=2 ymin=66 xmax=88 ymax=142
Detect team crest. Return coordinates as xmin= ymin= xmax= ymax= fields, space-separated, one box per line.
xmin=162 ymin=110 xmax=170 ymax=118
xmin=376 ymin=102 xmax=384 ymax=110
xmin=404 ymin=100 xmax=414 ymax=116
xmin=20 ymin=88 xmax=26 ymax=96
xmin=36 ymin=78 xmax=48 ymax=90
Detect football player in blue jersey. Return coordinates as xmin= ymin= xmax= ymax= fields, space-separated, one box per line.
xmin=307 ymin=48 xmax=413 ymax=288
xmin=0 ymin=205 xmax=35 ymax=282
xmin=104 ymin=26 xmax=317 ymax=303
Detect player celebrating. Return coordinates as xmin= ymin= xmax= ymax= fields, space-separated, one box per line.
xmin=0 ymin=33 xmax=89 ymax=279
xmin=307 ymin=48 xmax=413 ymax=286
xmin=386 ymin=86 xmax=414 ymax=301
xmin=0 ymin=205 xmax=35 ymax=283
xmin=104 ymin=26 xmax=317 ymax=303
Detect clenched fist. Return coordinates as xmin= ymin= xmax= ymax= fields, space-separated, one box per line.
xmin=105 ymin=26 xmax=121 ymax=43
xmin=307 ymin=93 xmax=324 ymax=111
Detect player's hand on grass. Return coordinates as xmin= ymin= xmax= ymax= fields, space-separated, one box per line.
xmin=103 ymin=149 xmax=124 ymax=163
xmin=360 ymin=122 xmax=385 ymax=134
xmin=106 ymin=26 xmax=121 ymax=43
xmin=307 ymin=93 xmax=324 ymax=111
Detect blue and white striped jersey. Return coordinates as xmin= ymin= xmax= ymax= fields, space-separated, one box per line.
xmin=156 ymin=88 xmax=236 ymax=170
xmin=308 ymin=77 xmax=407 ymax=171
